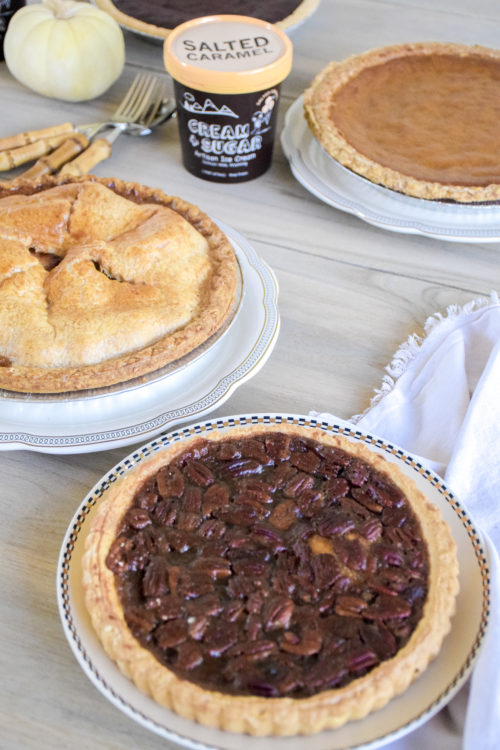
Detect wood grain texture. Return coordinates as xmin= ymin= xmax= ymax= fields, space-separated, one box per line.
xmin=1 ymin=1 xmax=499 ymax=748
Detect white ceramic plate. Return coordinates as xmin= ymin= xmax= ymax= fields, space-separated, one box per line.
xmin=281 ymin=96 xmax=500 ymax=243
xmin=57 ymin=413 xmax=490 ymax=750
xmin=0 ymin=224 xmax=279 ymax=454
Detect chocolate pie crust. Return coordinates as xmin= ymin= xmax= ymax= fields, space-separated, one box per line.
xmin=0 ymin=175 xmax=238 ymax=393
xmin=82 ymin=423 xmax=459 ymax=736
xmin=94 ymin=0 xmax=320 ymax=37
xmin=304 ymin=42 xmax=500 ymax=203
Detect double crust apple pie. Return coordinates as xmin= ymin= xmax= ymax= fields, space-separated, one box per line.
xmin=304 ymin=42 xmax=500 ymax=202
xmin=0 ymin=175 xmax=238 ymax=393
xmin=82 ymin=424 xmax=459 ymax=736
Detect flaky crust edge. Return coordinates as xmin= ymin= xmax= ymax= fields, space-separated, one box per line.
xmin=303 ymin=41 xmax=500 ymax=203
xmin=0 ymin=174 xmax=238 ymax=393
xmin=82 ymin=423 xmax=459 ymax=736
xmin=93 ymin=0 xmax=319 ymax=36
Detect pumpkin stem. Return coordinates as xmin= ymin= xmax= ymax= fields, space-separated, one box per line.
xmin=45 ymin=0 xmax=80 ymax=20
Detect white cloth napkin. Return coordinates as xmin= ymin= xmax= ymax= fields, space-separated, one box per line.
xmin=312 ymin=291 xmax=500 ymax=750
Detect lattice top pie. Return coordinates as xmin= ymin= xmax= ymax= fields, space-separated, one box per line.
xmin=0 ymin=176 xmax=238 ymax=393
xmin=304 ymin=42 xmax=500 ymax=202
xmin=82 ymin=423 xmax=459 ymax=736
xmin=94 ymin=0 xmax=319 ymax=37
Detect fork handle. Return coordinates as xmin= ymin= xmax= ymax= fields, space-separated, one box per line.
xmin=18 ymin=134 xmax=90 ymax=181
xmin=59 ymin=138 xmax=112 ymax=177
xmin=0 ymin=131 xmax=82 ymax=171
xmin=0 ymin=122 xmax=74 ymax=152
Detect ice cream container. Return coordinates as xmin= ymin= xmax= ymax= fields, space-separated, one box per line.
xmin=163 ymin=15 xmax=293 ymax=183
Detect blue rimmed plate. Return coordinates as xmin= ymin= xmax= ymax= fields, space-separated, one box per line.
xmin=57 ymin=413 xmax=490 ymax=749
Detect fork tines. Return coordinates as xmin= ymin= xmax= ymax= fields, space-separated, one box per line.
xmin=113 ymin=73 xmax=168 ymax=126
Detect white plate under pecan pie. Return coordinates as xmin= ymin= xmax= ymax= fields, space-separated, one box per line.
xmin=0 ymin=175 xmax=238 ymax=394
xmin=82 ymin=422 xmax=459 ymax=736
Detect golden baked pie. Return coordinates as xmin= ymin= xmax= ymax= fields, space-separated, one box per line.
xmin=304 ymin=42 xmax=500 ymax=202
xmin=0 ymin=175 xmax=238 ymax=393
xmin=94 ymin=0 xmax=320 ymax=37
xmin=82 ymin=423 xmax=459 ymax=736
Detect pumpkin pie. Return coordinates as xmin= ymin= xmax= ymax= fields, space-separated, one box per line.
xmin=94 ymin=0 xmax=319 ymax=37
xmin=0 ymin=175 xmax=238 ymax=393
xmin=304 ymin=42 xmax=500 ymax=202
xmin=82 ymin=423 xmax=459 ymax=735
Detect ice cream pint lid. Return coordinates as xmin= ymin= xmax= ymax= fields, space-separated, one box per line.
xmin=163 ymin=15 xmax=293 ymax=94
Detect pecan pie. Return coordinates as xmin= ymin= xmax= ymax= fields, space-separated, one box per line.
xmin=82 ymin=423 xmax=459 ymax=735
xmin=0 ymin=175 xmax=238 ymax=393
xmin=94 ymin=0 xmax=319 ymax=37
xmin=304 ymin=42 xmax=500 ymax=202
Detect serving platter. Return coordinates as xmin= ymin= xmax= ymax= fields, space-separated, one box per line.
xmin=281 ymin=96 xmax=500 ymax=243
xmin=0 ymin=224 xmax=279 ymax=454
xmin=57 ymin=413 xmax=490 ymax=750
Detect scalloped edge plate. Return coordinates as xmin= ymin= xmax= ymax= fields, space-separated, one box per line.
xmin=281 ymin=96 xmax=500 ymax=242
xmin=0 ymin=224 xmax=279 ymax=454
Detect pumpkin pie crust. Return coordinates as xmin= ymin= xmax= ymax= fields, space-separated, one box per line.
xmin=94 ymin=0 xmax=320 ymax=37
xmin=82 ymin=423 xmax=459 ymax=736
xmin=0 ymin=175 xmax=238 ymax=393
xmin=304 ymin=42 xmax=500 ymax=202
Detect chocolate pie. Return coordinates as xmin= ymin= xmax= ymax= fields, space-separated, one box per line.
xmin=94 ymin=0 xmax=319 ymax=37
xmin=0 ymin=175 xmax=238 ymax=393
xmin=304 ymin=42 xmax=500 ymax=202
xmin=82 ymin=423 xmax=458 ymax=735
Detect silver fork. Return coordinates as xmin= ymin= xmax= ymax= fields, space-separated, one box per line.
xmin=47 ymin=76 xmax=172 ymax=178
xmin=132 ymin=96 xmax=177 ymax=135
xmin=105 ymin=75 xmax=176 ymax=136
xmin=8 ymin=76 xmax=174 ymax=182
xmin=80 ymin=73 xmax=171 ymax=137
xmin=1 ymin=74 xmax=176 ymax=181
xmin=0 ymin=73 xmax=168 ymax=171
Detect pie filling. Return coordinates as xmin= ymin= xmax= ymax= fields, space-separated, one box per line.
xmin=107 ymin=432 xmax=429 ymax=699
xmin=330 ymin=53 xmax=500 ymax=187
xmin=110 ymin=0 xmax=305 ymax=27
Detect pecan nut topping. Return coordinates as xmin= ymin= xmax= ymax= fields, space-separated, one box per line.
xmin=83 ymin=424 xmax=459 ymax=736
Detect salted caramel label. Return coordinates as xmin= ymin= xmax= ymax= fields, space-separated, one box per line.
xmin=172 ymin=20 xmax=286 ymax=72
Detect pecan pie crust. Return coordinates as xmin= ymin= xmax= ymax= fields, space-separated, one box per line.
xmin=304 ymin=42 xmax=500 ymax=202
xmin=94 ymin=0 xmax=320 ymax=37
xmin=82 ymin=424 xmax=459 ymax=736
xmin=0 ymin=175 xmax=238 ymax=393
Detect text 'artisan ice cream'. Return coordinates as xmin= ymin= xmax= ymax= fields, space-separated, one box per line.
xmin=164 ymin=15 xmax=293 ymax=182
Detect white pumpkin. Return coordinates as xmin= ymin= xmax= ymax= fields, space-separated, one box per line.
xmin=4 ymin=0 xmax=125 ymax=101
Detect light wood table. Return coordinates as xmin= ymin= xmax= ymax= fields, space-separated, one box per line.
xmin=1 ymin=1 xmax=499 ymax=748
